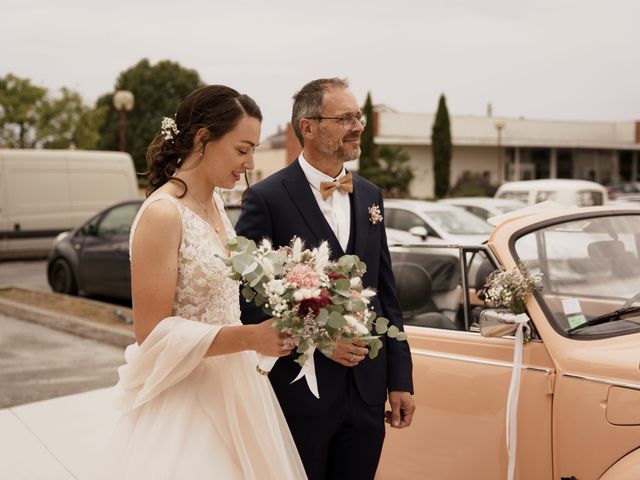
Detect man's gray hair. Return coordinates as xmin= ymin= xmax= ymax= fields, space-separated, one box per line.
xmin=291 ymin=78 xmax=349 ymax=146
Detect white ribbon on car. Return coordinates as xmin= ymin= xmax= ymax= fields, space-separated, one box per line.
xmin=506 ymin=312 xmax=530 ymax=480
xmin=256 ymin=348 xmax=320 ymax=399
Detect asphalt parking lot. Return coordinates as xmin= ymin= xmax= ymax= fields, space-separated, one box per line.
xmin=0 ymin=313 xmax=124 ymax=408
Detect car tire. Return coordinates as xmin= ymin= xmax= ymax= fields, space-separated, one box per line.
xmin=50 ymin=258 xmax=78 ymax=295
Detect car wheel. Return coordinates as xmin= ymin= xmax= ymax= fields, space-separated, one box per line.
xmin=50 ymin=259 xmax=78 ymax=295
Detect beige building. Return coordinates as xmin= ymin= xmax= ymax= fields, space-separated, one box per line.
xmin=252 ymin=108 xmax=640 ymax=199
xmin=375 ymin=108 xmax=640 ymax=198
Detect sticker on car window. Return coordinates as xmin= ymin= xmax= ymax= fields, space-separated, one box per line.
xmin=562 ymin=298 xmax=586 ymax=328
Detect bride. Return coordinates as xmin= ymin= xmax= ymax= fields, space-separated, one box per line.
xmin=105 ymin=85 xmax=307 ymax=479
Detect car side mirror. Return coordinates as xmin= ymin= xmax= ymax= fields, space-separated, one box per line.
xmin=479 ymin=309 xmax=531 ymax=339
xmin=409 ymin=226 xmax=428 ymax=240
xmin=82 ymin=223 xmax=98 ymax=236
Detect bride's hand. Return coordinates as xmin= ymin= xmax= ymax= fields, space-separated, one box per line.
xmin=251 ymin=319 xmax=295 ymax=357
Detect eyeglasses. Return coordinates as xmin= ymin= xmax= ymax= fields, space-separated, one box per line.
xmin=306 ymin=113 xmax=367 ymax=129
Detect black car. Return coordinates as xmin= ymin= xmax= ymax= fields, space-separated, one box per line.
xmin=47 ymin=198 xmax=241 ymax=301
xmin=47 ymin=199 xmax=143 ymax=300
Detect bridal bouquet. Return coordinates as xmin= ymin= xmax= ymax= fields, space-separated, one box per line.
xmin=218 ymin=236 xmax=406 ymax=397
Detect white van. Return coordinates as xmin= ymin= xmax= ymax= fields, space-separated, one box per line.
xmin=494 ymin=179 xmax=608 ymax=207
xmin=0 ymin=149 xmax=139 ymax=258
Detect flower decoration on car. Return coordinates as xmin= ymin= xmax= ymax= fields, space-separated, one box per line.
xmin=161 ymin=116 xmax=180 ymax=141
xmin=368 ymin=204 xmax=383 ymax=225
xmin=480 ymin=264 xmax=542 ymax=315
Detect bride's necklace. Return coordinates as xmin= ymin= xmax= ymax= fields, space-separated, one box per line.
xmin=187 ymin=189 xmax=222 ymax=233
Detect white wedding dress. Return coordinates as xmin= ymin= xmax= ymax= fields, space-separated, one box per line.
xmin=104 ymin=192 xmax=306 ymax=479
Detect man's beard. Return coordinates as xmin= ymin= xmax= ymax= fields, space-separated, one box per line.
xmin=318 ymin=134 xmax=361 ymax=162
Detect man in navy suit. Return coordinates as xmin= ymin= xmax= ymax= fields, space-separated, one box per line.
xmin=235 ymin=78 xmax=414 ymax=480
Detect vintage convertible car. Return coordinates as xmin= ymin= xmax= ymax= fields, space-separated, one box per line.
xmin=378 ymin=206 xmax=640 ymax=480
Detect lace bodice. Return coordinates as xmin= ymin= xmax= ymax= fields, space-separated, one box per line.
xmin=130 ymin=192 xmax=241 ymax=327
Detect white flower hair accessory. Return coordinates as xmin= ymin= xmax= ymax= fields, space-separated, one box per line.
xmin=368 ymin=204 xmax=383 ymax=225
xmin=161 ymin=116 xmax=180 ymax=141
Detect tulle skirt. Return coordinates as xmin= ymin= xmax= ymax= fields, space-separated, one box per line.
xmin=103 ymin=316 xmax=306 ymax=479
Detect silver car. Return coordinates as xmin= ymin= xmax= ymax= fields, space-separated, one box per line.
xmin=384 ymin=199 xmax=493 ymax=245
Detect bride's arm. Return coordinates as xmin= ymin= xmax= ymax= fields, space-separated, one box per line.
xmin=131 ymin=200 xmax=291 ymax=358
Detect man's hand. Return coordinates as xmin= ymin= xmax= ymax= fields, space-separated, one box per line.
xmin=328 ymin=337 xmax=369 ymax=367
xmin=385 ymin=391 xmax=415 ymax=429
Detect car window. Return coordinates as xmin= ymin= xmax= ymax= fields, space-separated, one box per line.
xmin=97 ymin=203 xmax=140 ymax=237
xmin=467 ymin=206 xmax=490 ymax=221
xmin=386 ymin=208 xmax=425 ymax=232
xmin=390 ymin=245 xmax=497 ymax=332
xmin=497 ymin=191 xmax=529 ymax=203
xmin=423 ymin=210 xmax=493 ymax=235
xmin=577 ymin=190 xmax=603 ymax=206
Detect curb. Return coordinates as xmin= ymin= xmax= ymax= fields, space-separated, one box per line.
xmin=0 ymin=293 xmax=135 ymax=348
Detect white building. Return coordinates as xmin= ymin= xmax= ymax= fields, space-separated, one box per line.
xmin=375 ymin=108 xmax=640 ymax=198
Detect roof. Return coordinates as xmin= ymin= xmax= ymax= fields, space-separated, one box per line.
xmin=374 ymin=111 xmax=640 ymax=150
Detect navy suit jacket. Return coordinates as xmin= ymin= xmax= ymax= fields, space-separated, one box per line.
xmin=235 ymin=159 xmax=413 ymax=416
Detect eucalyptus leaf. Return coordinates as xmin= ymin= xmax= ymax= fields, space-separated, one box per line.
xmin=375 ymin=317 xmax=389 ymax=334
xmin=349 ymin=299 xmax=367 ymax=313
xmin=330 ymin=295 xmax=346 ymax=305
xmin=396 ymin=332 xmax=408 ymax=341
xmin=387 ymin=325 xmax=400 ymax=338
xmin=316 ymin=309 xmax=329 ymax=324
xmin=334 ymin=278 xmax=350 ymax=291
xmin=241 ymin=286 xmax=255 ymax=301
xmin=327 ymin=312 xmax=347 ymax=329
xmin=338 ymin=255 xmax=356 ymax=270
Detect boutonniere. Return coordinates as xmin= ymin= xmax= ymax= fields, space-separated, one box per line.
xmin=368 ymin=204 xmax=383 ymax=225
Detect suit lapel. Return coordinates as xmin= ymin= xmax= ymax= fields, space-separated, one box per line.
xmin=351 ymin=174 xmax=370 ymax=259
xmin=282 ymin=160 xmax=344 ymax=257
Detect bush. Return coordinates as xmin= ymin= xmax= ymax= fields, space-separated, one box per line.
xmin=448 ymin=171 xmax=497 ymax=197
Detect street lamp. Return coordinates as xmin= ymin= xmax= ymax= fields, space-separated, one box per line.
xmin=113 ymin=90 xmax=135 ymax=152
xmin=494 ymin=120 xmax=505 ymax=184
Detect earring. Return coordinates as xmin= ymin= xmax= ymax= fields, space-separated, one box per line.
xmin=177 ymin=157 xmax=183 ymax=166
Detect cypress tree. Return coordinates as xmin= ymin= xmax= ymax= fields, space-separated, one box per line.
xmin=358 ymin=91 xmax=376 ymax=178
xmin=431 ymin=94 xmax=452 ymax=198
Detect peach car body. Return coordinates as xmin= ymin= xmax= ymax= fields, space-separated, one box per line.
xmin=378 ymin=206 xmax=640 ymax=480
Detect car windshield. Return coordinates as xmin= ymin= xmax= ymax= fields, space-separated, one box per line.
xmin=424 ymin=209 xmax=494 ymax=235
xmin=513 ymin=213 xmax=640 ymax=337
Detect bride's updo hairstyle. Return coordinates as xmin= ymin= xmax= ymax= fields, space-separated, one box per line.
xmin=145 ymin=85 xmax=262 ymax=196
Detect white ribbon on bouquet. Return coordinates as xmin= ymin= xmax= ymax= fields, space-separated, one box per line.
xmin=506 ymin=312 xmax=530 ymax=480
xmin=255 ymin=348 xmax=320 ymax=399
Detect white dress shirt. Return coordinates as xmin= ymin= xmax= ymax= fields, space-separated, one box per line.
xmin=298 ymin=154 xmax=352 ymax=252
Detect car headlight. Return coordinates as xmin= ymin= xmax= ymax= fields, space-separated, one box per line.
xmin=54 ymin=231 xmax=71 ymax=244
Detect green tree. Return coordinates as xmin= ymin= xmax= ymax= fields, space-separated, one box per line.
xmin=36 ymin=87 xmax=105 ymax=149
xmin=431 ymin=94 xmax=452 ymax=198
xmin=0 ymin=74 xmax=47 ymax=148
xmin=358 ymin=91 xmax=376 ymax=178
xmin=363 ymin=145 xmax=414 ymax=198
xmin=97 ymin=59 xmax=204 ymax=175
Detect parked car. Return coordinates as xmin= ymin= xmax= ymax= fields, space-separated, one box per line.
xmin=495 ymin=179 xmax=608 ymax=206
xmin=384 ymin=199 xmax=493 ymax=245
xmin=47 ymin=198 xmax=241 ymax=301
xmin=0 ymin=149 xmax=139 ymax=259
xmin=606 ymin=181 xmax=640 ymax=201
xmin=378 ymin=205 xmax=640 ymax=479
xmin=439 ymin=197 xmax=526 ymax=222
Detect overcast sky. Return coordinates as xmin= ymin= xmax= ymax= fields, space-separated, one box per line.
xmin=2 ymin=0 xmax=639 ymax=139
